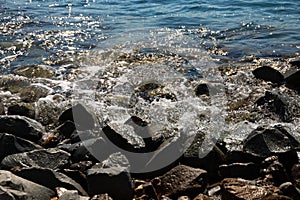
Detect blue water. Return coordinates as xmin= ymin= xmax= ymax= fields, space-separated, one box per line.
xmin=0 ymin=0 xmax=299 ymax=73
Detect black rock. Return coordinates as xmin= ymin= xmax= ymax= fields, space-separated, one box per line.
xmin=87 ymin=166 xmax=134 ymax=200
xmin=0 ymin=170 xmax=55 ymax=200
xmin=256 ymin=91 xmax=299 ymax=122
xmin=59 ymin=169 xmax=88 ymax=192
xmin=291 ymin=164 xmax=300 ymax=188
xmin=252 ymin=66 xmax=284 ymax=84
xmin=7 ymin=102 xmax=35 ymax=119
xmin=0 ymin=101 xmax=4 ymax=115
xmin=226 ymin=150 xmax=263 ymax=164
xmin=57 ymin=120 xmax=76 ymax=138
xmin=279 ymin=182 xmax=300 ymax=200
xmin=0 ymin=115 xmax=44 ymax=142
xmin=195 ymin=83 xmax=209 ymax=96
xmin=59 ymin=104 xmax=95 ymax=131
xmin=285 ymin=70 xmax=300 ymax=91
xmin=1 ymin=148 xmax=70 ymax=170
xmin=151 ymin=165 xmax=207 ymax=199
xmin=15 ymin=167 xmax=88 ymax=196
xmin=219 ymin=162 xmax=260 ymax=180
xmin=0 ymin=133 xmax=42 ymax=162
xmin=289 ymin=59 xmax=300 ymax=68
xmin=243 ymin=125 xmax=299 ymax=158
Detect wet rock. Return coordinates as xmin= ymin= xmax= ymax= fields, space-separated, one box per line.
xmin=252 ymin=66 xmax=284 ymax=84
xmin=220 ymin=178 xmax=278 ymax=200
xmin=1 ymin=148 xmax=70 ymax=170
xmin=291 ymin=164 xmax=300 ymax=188
xmin=0 ymin=101 xmax=4 ymax=115
xmin=0 ymin=170 xmax=55 ymax=200
xmin=90 ymin=194 xmax=113 ymax=200
xmin=219 ymin=162 xmax=260 ymax=180
xmin=181 ymin=133 xmax=226 ymax=182
xmin=0 ymin=115 xmax=44 ymax=142
xmin=195 ymin=83 xmax=209 ymax=96
xmin=279 ymin=182 xmax=300 ymax=200
xmin=14 ymin=65 xmax=55 ymax=78
xmin=256 ymin=91 xmax=299 ymax=122
xmin=0 ymin=75 xmax=30 ymax=93
xmin=243 ymin=125 xmax=299 ymax=158
xmin=289 ymin=59 xmax=300 ymax=68
xmin=285 ymin=70 xmax=300 ymax=91
xmin=15 ymin=167 xmax=87 ymax=196
xmin=261 ymin=156 xmax=289 ymax=186
xmin=152 ymin=165 xmax=207 ymax=199
xmin=20 ymin=84 xmax=51 ymax=102
xmin=59 ymin=103 xmax=95 ymax=131
xmin=57 ymin=120 xmax=76 ymax=138
xmin=56 ymin=188 xmax=89 ymax=200
xmin=0 ymin=133 xmax=42 ymax=162
xmin=7 ymin=102 xmax=35 ymax=119
xmin=87 ymin=166 xmax=134 ymax=199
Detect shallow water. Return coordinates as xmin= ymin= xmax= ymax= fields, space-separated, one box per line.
xmin=0 ymin=0 xmax=299 ymax=73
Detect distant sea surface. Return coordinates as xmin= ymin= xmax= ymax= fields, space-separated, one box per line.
xmin=1 ymin=0 xmax=299 ymax=73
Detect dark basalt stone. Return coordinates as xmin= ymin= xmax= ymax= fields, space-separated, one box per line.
xmin=0 ymin=170 xmax=55 ymax=200
xmin=0 ymin=115 xmax=44 ymax=142
xmin=151 ymin=165 xmax=207 ymax=199
xmin=256 ymin=91 xmax=299 ymax=122
xmin=87 ymin=166 xmax=134 ymax=200
xmin=285 ymin=70 xmax=300 ymax=91
xmin=243 ymin=125 xmax=299 ymax=158
xmin=15 ymin=167 xmax=88 ymax=196
xmin=289 ymin=59 xmax=300 ymax=68
xmin=59 ymin=104 xmax=95 ymax=131
xmin=252 ymin=66 xmax=284 ymax=84
xmin=219 ymin=162 xmax=260 ymax=180
xmin=7 ymin=102 xmax=35 ymax=119
xmin=1 ymin=148 xmax=70 ymax=170
xmin=195 ymin=83 xmax=209 ymax=96
xmin=0 ymin=133 xmax=42 ymax=162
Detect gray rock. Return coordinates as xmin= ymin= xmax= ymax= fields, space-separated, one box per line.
xmin=0 ymin=75 xmax=30 ymax=93
xmin=0 ymin=115 xmax=44 ymax=142
xmin=87 ymin=166 xmax=134 ymax=200
xmin=0 ymin=133 xmax=42 ymax=162
xmin=92 ymin=152 xmax=130 ymax=169
xmin=57 ymin=188 xmax=89 ymax=200
xmin=15 ymin=167 xmax=88 ymax=196
xmin=252 ymin=66 xmax=284 ymax=84
xmin=151 ymin=165 xmax=207 ymax=199
xmin=1 ymin=148 xmax=70 ymax=170
xmin=20 ymin=84 xmax=51 ymax=102
xmin=0 ymin=170 xmax=55 ymax=200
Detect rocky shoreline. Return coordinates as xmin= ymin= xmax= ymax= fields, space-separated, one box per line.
xmin=0 ymin=54 xmax=300 ymax=200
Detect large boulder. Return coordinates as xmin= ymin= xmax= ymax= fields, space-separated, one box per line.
xmin=20 ymin=84 xmax=51 ymax=102
xmin=7 ymin=102 xmax=35 ymax=119
xmin=0 ymin=170 xmax=55 ymax=200
xmin=151 ymin=165 xmax=207 ymax=199
xmin=285 ymin=70 xmax=300 ymax=91
xmin=15 ymin=167 xmax=88 ymax=196
xmin=1 ymin=148 xmax=70 ymax=170
xmin=0 ymin=115 xmax=44 ymax=142
xmin=252 ymin=66 xmax=284 ymax=84
xmin=0 ymin=133 xmax=42 ymax=162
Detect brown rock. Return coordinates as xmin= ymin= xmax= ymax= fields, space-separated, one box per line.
xmin=152 ymin=165 xmax=207 ymax=199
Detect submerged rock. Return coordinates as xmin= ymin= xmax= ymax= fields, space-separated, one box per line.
xmin=252 ymin=66 xmax=284 ymax=84
xmin=0 ymin=133 xmax=42 ymax=162
xmin=0 ymin=115 xmax=44 ymax=142
xmin=14 ymin=65 xmax=55 ymax=78
xmin=152 ymin=165 xmax=207 ymax=199
xmin=0 ymin=170 xmax=55 ymax=200
xmin=20 ymin=84 xmax=51 ymax=102
xmin=15 ymin=167 xmax=88 ymax=196
xmin=1 ymin=148 xmax=70 ymax=170
xmin=0 ymin=75 xmax=30 ymax=93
